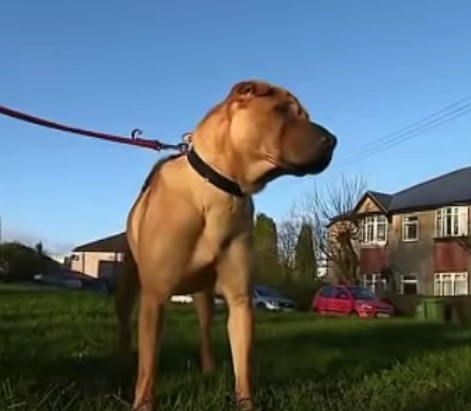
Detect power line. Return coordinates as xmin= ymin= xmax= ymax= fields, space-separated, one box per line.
xmin=335 ymin=95 xmax=471 ymax=163
xmin=332 ymin=95 xmax=471 ymax=170
xmin=337 ymin=104 xmax=471 ymax=168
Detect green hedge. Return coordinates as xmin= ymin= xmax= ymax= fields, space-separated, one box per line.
xmin=445 ymin=296 xmax=471 ymax=326
xmin=280 ymin=280 xmax=326 ymax=311
xmin=381 ymin=291 xmax=471 ymax=325
xmin=381 ymin=292 xmax=421 ymax=317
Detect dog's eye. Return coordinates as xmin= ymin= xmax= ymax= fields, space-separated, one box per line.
xmin=274 ymin=103 xmax=292 ymax=115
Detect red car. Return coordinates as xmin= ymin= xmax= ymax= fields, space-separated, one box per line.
xmin=312 ymin=284 xmax=394 ymax=318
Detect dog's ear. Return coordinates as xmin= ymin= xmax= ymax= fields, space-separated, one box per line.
xmin=229 ymin=80 xmax=273 ymax=101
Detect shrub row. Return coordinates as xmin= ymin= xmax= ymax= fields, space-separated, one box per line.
xmin=381 ymin=291 xmax=471 ymax=326
xmin=280 ymin=280 xmax=326 ymax=311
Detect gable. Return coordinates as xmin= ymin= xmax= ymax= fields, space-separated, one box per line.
xmin=356 ymin=196 xmax=382 ymax=215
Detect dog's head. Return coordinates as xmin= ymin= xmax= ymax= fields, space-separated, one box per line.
xmin=194 ymin=80 xmax=337 ymax=192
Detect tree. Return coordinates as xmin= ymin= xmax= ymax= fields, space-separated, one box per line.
xmin=35 ymin=241 xmax=44 ymax=256
xmin=294 ymin=222 xmax=317 ymax=284
xmin=277 ymin=211 xmax=299 ymax=283
xmin=253 ymin=212 xmax=282 ymax=285
xmin=295 ymin=174 xmax=367 ymax=285
xmin=0 ymin=241 xmax=58 ymax=282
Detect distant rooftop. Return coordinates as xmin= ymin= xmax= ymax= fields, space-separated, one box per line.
xmin=387 ymin=166 xmax=471 ymax=212
xmin=366 ymin=166 xmax=471 ymax=213
xmin=73 ymin=232 xmax=126 ymax=253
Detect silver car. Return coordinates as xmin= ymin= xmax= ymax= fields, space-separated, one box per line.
xmin=253 ymin=285 xmax=295 ymax=312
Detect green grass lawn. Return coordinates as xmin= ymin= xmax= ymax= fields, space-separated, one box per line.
xmin=1 ymin=286 xmax=471 ymax=411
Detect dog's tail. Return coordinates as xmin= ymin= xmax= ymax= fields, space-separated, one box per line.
xmin=115 ymin=242 xmax=140 ymax=352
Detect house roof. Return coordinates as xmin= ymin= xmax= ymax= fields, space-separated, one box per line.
xmin=73 ymin=232 xmax=127 ymax=253
xmin=368 ymin=191 xmax=393 ymax=210
xmin=332 ymin=166 xmax=471 ymax=223
xmin=388 ymin=166 xmax=471 ymax=212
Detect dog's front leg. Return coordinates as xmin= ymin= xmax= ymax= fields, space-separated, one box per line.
xmin=193 ymin=288 xmax=216 ymax=374
xmin=133 ymin=292 xmax=165 ymax=411
xmin=217 ymin=234 xmax=255 ymax=410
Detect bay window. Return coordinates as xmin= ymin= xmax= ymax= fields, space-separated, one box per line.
xmin=435 ymin=206 xmax=468 ymax=237
xmin=434 ymin=272 xmax=468 ymax=296
xmin=360 ymin=215 xmax=388 ymax=245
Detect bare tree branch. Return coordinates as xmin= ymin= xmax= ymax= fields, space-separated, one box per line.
xmin=278 ymin=214 xmax=299 ymax=269
xmin=292 ymin=174 xmax=367 ymax=284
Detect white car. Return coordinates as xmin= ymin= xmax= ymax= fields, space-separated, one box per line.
xmin=170 ymin=294 xmax=226 ymax=306
xmin=170 ymin=294 xmax=193 ymax=304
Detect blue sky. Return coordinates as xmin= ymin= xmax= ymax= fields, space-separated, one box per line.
xmin=1 ymin=0 xmax=470 ymax=252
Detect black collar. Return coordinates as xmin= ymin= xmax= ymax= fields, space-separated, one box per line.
xmin=187 ymin=149 xmax=245 ymax=197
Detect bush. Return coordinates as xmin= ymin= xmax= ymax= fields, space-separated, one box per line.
xmin=445 ymin=296 xmax=471 ymax=326
xmin=381 ymin=292 xmax=471 ymax=325
xmin=381 ymin=291 xmax=421 ymax=317
xmin=280 ymin=279 xmax=326 ymax=311
xmin=0 ymin=241 xmax=60 ymax=282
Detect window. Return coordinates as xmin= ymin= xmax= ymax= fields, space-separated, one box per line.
xmin=402 ymin=215 xmax=419 ymax=242
xmin=347 ymin=286 xmax=377 ymax=300
xmin=401 ymin=274 xmax=418 ymax=294
xmin=435 ymin=206 xmax=468 ymax=237
xmin=434 ymin=272 xmax=468 ymax=296
xmin=360 ymin=215 xmax=388 ymax=245
xmin=333 ymin=288 xmax=349 ymax=299
xmin=319 ymin=285 xmax=334 ymax=298
xmin=361 ymin=273 xmax=386 ymax=294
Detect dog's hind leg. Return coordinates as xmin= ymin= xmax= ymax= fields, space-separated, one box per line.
xmin=115 ymin=249 xmax=140 ymax=353
xmin=133 ymin=289 xmax=166 ymax=411
xmin=193 ymin=286 xmax=216 ymax=374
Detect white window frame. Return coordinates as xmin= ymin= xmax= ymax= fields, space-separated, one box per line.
xmin=361 ymin=273 xmax=387 ymax=294
xmin=360 ymin=215 xmax=388 ymax=246
xmin=402 ymin=215 xmax=419 ymax=242
xmin=434 ymin=272 xmax=469 ymax=296
xmin=400 ymin=274 xmax=418 ymax=294
xmin=435 ymin=206 xmax=468 ymax=238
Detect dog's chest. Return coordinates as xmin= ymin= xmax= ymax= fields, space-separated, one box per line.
xmin=190 ymin=197 xmax=253 ymax=271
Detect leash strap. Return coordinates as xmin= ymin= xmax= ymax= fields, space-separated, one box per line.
xmin=0 ymin=104 xmax=188 ymax=152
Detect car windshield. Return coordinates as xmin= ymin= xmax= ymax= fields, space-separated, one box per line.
xmin=255 ymin=286 xmax=283 ymax=298
xmin=347 ymin=286 xmax=377 ymax=300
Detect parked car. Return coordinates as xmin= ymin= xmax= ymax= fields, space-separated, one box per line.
xmin=214 ymin=294 xmax=226 ymax=307
xmin=312 ymin=284 xmax=394 ymax=318
xmin=253 ymin=285 xmax=295 ymax=312
xmin=170 ymin=294 xmax=226 ymax=306
xmin=170 ymin=294 xmax=193 ymax=304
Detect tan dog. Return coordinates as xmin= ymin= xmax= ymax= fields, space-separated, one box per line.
xmin=115 ymin=80 xmax=337 ymax=410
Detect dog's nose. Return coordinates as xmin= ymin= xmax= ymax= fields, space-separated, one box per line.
xmin=322 ymin=132 xmax=337 ymax=149
xmin=312 ymin=123 xmax=337 ymax=149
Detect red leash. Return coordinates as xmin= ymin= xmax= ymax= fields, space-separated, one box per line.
xmin=0 ymin=104 xmax=189 ymax=152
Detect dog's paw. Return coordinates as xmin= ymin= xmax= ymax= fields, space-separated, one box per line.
xmin=132 ymin=400 xmax=153 ymax=411
xmin=236 ymin=397 xmax=254 ymax=411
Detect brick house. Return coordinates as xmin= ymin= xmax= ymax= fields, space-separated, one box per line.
xmin=71 ymin=232 xmax=126 ymax=281
xmin=327 ymin=166 xmax=471 ymax=297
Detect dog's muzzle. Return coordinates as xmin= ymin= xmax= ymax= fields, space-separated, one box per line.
xmin=290 ymin=126 xmax=337 ymax=176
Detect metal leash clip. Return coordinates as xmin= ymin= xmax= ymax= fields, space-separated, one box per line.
xmin=179 ymin=132 xmax=194 ymax=152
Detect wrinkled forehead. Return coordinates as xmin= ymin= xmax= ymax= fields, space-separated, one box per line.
xmin=272 ymin=86 xmax=310 ymax=120
xmin=230 ymin=81 xmax=309 ymax=120
xmin=198 ymin=81 xmax=311 ymax=127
